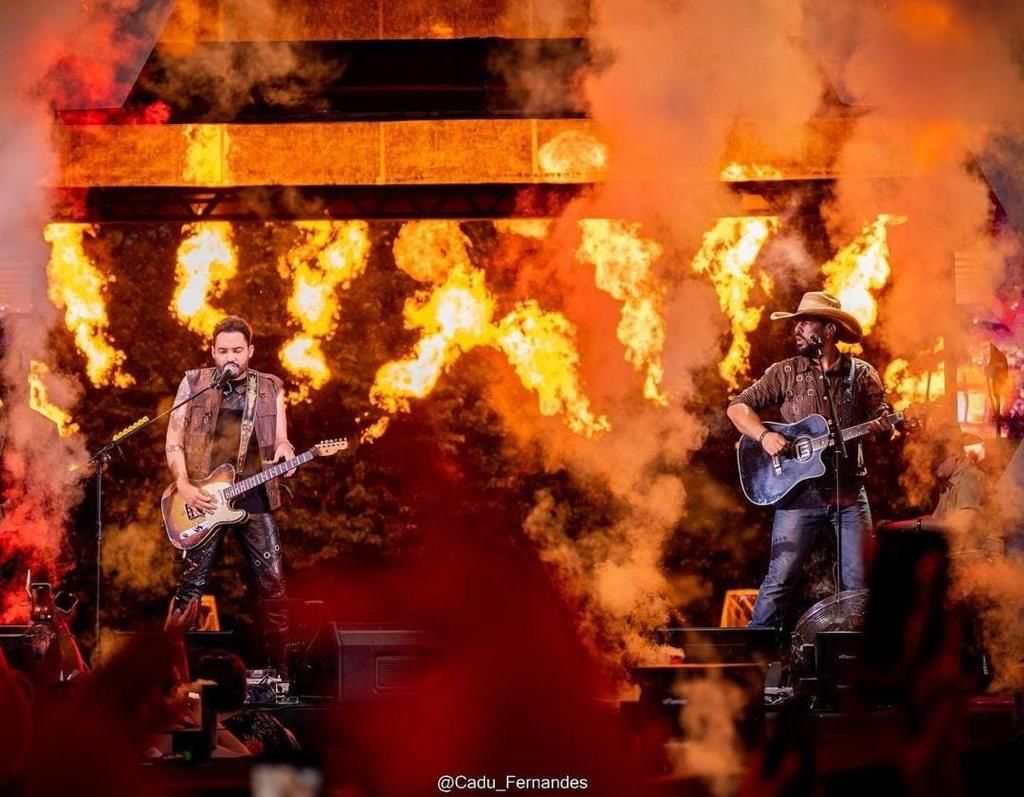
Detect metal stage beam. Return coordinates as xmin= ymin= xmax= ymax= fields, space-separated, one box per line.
xmin=53 ymin=118 xmax=880 ymax=191
xmin=51 ymin=184 xmax=587 ymax=222
xmin=51 ymin=179 xmax=838 ymax=223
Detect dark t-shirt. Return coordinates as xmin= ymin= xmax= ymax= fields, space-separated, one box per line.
xmin=210 ymin=378 xmax=271 ymax=514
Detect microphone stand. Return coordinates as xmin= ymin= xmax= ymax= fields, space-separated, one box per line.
xmin=87 ymin=369 xmax=233 ymax=664
xmin=813 ymin=345 xmax=848 ymax=600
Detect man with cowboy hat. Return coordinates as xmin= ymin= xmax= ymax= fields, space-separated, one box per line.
xmin=921 ymin=414 xmax=1000 ymax=561
xmin=727 ymin=290 xmax=893 ymax=629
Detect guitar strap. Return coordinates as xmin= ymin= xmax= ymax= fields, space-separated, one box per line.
xmin=236 ymin=371 xmax=259 ymax=472
xmin=841 ymin=356 xmax=856 ymax=427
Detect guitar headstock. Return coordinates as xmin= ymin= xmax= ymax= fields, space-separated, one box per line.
xmin=896 ymin=404 xmax=928 ymax=429
xmin=313 ymin=438 xmax=349 ymax=457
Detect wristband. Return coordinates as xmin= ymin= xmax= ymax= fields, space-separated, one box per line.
xmin=758 ymin=429 xmax=770 ymax=444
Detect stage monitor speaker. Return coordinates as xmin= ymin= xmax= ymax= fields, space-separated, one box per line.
xmin=815 ymin=631 xmax=864 ymax=711
xmin=790 ymin=589 xmax=869 ymax=680
xmin=654 ymin=627 xmax=777 ymax=664
xmin=296 ymin=623 xmax=428 ymax=702
xmin=630 ymin=662 xmax=769 ymax=757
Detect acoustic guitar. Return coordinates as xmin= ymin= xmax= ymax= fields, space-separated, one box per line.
xmin=737 ymin=410 xmax=919 ymax=506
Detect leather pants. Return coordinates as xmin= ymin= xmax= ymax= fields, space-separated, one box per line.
xmin=174 ymin=512 xmax=289 ymax=669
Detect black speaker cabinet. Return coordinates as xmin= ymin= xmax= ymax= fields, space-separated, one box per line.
xmin=654 ymin=627 xmax=777 ymax=664
xmin=296 ymin=624 xmax=428 ymax=702
xmin=815 ymin=630 xmax=864 ymax=711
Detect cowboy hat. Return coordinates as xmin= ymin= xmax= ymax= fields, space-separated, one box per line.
xmin=770 ymin=291 xmax=863 ymax=343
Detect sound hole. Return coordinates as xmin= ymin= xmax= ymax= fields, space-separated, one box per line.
xmin=793 ymin=437 xmax=813 ymax=462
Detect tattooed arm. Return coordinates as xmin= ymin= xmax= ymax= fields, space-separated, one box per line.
xmin=166 ymin=376 xmax=216 ymax=512
xmin=165 ymin=377 xmax=191 ymax=484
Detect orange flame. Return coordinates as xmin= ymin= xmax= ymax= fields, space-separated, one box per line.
xmin=279 ymin=221 xmax=371 ymax=401
xmin=496 ymin=302 xmax=611 ymax=436
xmin=823 ymin=214 xmax=907 ymax=338
xmin=884 ymin=338 xmax=945 ymax=410
xmin=280 ymin=337 xmax=330 ymax=399
xmin=171 ymin=222 xmax=237 ymax=337
xmin=691 ymin=216 xmax=780 ymax=390
xmin=28 ymin=361 xmax=79 ymax=437
xmin=392 ymin=219 xmax=472 ymax=283
xmin=367 ymin=221 xmax=606 ymax=440
xmin=576 ymin=219 xmax=668 ymax=405
xmin=538 ymin=130 xmax=609 ymax=179
xmin=359 ymin=416 xmax=391 ymax=445
xmin=43 ymin=224 xmax=134 ymax=388
xmin=370 ymin=259 xmax=495 ymax=415
xmin=719 ymin=162 xmax=785 ymax=181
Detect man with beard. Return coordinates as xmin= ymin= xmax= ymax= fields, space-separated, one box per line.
xmin=726 ymin=291 xmax=892 ymax=629
xmin=165 ymin=316 xmax=296 ymax=673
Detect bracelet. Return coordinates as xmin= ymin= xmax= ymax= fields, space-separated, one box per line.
xmin=274 ymin=439 xmax=295 ymax=449
xmin=758 ymin=429 xmax=770 ymax=444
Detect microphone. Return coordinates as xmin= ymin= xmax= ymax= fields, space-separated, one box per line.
xmin=803 ymin=333 xmax=824 ymax=357
xmin=212 ymin=363 xmax=240 ymax=386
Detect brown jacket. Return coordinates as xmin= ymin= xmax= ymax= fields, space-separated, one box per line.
xmin=729 ymin=354 xmax=890 ymax=479
xmin=182 ymin=367 xmax=284 ymax=510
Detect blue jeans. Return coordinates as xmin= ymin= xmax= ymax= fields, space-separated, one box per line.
xmin=750 ymin=487 xmax=872 ymax=628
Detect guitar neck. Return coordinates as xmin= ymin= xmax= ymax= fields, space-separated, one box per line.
xmin=224 ymin=450 xmax=314 ymax=499
xmin=839 ymin=410 xmax=903 ymax=444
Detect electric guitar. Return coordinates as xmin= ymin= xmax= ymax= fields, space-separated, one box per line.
xmin=737 ymin=409 xmax=919 ymax=506
xmin=162 ymin=438 xmax=348 ymax=551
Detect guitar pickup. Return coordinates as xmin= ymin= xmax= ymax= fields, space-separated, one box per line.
xmin=771 ymin=455 xmax=782 ymax=476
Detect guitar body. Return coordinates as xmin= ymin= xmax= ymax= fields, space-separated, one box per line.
xmin=737 ymin=414 xmax=829 ymax=506
xmin=162 ymin=464 xmax=248 ymax=551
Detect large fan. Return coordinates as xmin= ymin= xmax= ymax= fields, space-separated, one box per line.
xmin=790 ymin=589 xmax=869 ymax=675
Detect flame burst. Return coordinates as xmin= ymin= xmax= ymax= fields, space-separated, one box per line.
xmin=279 ymin=221 xmax=371 ymax=401
xmin=171 ymin=222 xmax=237 ymax=337
xmin=884 ymin=338 xmax=945 ymax=410
xmin=538 ymin=130 xmax=609 ymax=178
xmin=367 ymin=221 xmax=607 ymax=439
xmin=359 ymin=416 xmax=391 ymax=445
xmin=576 ymin=219 xmax=668 ymax=405
xmin=28 ymin=361 xmax=79 ymax=437
xmin=371 ymin=261 xmax=494 ymax=413
xmin=43 ymin=224 xmax=133 ymax=388
xmin=823 ymin=214 xmax=907 ymax=337
xmin=691 ymin=216 xmax=780 ymax=390
xmin=496 ymin=303 xmax=611 ymax=435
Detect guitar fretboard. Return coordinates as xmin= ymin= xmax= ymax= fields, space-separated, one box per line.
xmin=840 ymin=410 xmax=904 ymax=443
xmin=224 ymin=450 xmax=314 ymax=499
xmin=810 ymin=410 xmax=904 ymax=453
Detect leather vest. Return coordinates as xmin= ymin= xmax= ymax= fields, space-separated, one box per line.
xmin=182 ymin=367 xmax=284 ymax=511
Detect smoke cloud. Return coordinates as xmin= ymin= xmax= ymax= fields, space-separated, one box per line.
xmin=143 ymin=0 xmax=344 ymax=119
xmin=0 ymin=1 xmax=167 ymax=619
xmin=486 ymin=0 xmax=828 ymax=684
xmin=804 ymin=0 xmax=1024 ymax=353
